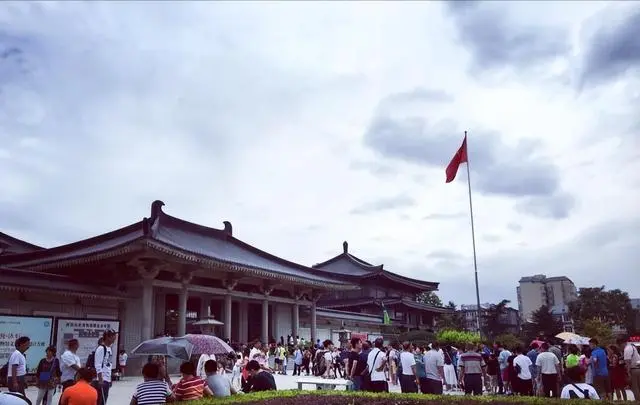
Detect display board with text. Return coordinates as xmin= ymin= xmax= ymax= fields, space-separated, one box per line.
xmin=54 ymin=318 xmax=120 ymax=366
xmin=0 ymin=315 xmax=53 ymax=373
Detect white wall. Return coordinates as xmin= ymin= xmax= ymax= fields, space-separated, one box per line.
xmin=274 ymin=303 xmax=293 ymax=341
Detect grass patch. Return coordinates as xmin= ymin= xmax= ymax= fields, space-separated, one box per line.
xmin=180 ymin=390 xmax=614 ymax=405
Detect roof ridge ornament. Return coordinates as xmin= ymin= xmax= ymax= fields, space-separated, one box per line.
xmin=150 ymin=200 xmax=165 ymax=221
xmin=343 ymin=241 xmax=348 ymax=254
xmin=223 ymin=221 xmax=232 ymax=237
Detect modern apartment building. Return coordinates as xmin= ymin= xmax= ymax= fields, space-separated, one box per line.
xmin=517 ymin=275 xmax=577 ymax=331
xmin=460 ymin=303 xmax=520 ymax=335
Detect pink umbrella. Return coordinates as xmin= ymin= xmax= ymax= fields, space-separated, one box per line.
xmin=530 ymin=339 xmax=545 ymax=347
xmin=181 ymin=334 xmax=233 ymax=356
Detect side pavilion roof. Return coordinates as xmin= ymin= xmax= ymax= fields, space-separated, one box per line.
xmin=0 ymin=200 xmax=354 ymax=290
xmin=312 ymin=241 xmax=439 ymax=292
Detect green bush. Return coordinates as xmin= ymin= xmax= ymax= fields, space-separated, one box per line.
xmin=436 ymin=330 xmax=480 ymax=346
xmin=180 ymin=390 xmax=617 ymax=405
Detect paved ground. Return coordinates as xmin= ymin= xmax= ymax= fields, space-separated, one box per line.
xmin=17 ymin=372 xmax=636 ymax=403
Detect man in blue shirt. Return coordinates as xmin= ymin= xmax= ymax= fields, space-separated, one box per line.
xmin=589 ymin=338 xmax=611 ymax=401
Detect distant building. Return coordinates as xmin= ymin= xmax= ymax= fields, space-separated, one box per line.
xmin=459 ymin=303 xmax=520 ymax=335
xmin=517 ymin=274 xmax=577 ymax=332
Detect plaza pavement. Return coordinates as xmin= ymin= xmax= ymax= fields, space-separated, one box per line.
xmin=17 ymin=372 xmax=636 ymax=403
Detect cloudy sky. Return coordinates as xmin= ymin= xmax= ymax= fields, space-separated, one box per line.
xmin=1 ymin=1 xmax=638 ymax=306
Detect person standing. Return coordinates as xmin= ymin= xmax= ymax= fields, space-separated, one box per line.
xmin=459 ymin=343 xmax=486 ymax=396
xmin=293 ymin=346 xmax=303 ymax=376
xmin=35 ymin=346 xmax=60 ymax=405
xmin=398 ymin=342 xmax=418 ymax=393
xmin=94 ymin=329 xmax=117 ymax=405
xmin=513 ymin=346 xmax=534 ymax=396
xmin=8 ymin=337 xmax=30 ymax=395
xmin=589 ymin=338 xmax=611 ymax=401
xmin=59 ymin=339 xmax=81 ymax=403
xmin=366 ymin=338 xmax=388 ymax=393
xmin=619 ymin=337 xmax=640 ymax=402
xmin=347 ymin=338 xmax=364 ymax=391
xmin=497 ymin=345 xmax=512 ymax=395
xmin=423 ymin=342 xmax=445 ymax=395
xmin=117 ymin=350 xmax=128 ymax=379
xmin=535 ymin=342 xmax=560 ymax=397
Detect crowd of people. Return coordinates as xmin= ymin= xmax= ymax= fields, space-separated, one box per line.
xmin=2 ymin=331 xmax=639 ymax=405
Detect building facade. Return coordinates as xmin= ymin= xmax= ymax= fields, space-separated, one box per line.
xmin=0 ymin=201 xmax=443 ymax=365
xmin=517 ymin=274 xmax=577 ymax=331
xmin=460 ymin=303 xmax=520 ymax=335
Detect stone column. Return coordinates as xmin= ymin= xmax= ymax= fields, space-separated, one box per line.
xmin=292 ymin=302 xmax=300 ymax=340
xmin=310 ymin=300 xmax=317 ymax=345
xmin=224 ymin=294 xmax=232 ymax=340
xmin=138 ymin=267 xmax=159 ymax=341
xmin=201 ymin=296 xmax=210 ymax=318
xmin=261 ymin=298 xmax=269 ymax=343
xmin=177 ymin=272 xmax=192 ymax=337
xmin=239 ymin=301 xmax=248 ymax=343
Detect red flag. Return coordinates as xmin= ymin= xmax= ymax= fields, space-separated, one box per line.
xmin=445 ymin=135 xmax=468 ymax=183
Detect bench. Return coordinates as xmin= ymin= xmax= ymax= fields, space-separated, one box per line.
xmin=296 ymin=376 xmax=353 ymax=391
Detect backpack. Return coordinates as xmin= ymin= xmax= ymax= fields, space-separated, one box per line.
xmin=569 ymin=384 xmax=590 ymax=399
xmin=313 ymin=350 xmax=328 ymax=376
xmin=86 ymin=345 xmax=107 ymax=371
xmin=444 ymin=351 xmax=453 ymax=365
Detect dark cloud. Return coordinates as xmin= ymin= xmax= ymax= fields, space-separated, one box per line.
xmin=515 ymin=193 xmax=575 ymax=220
xmin=423 ymin=212 xmax=466 ymax=220
xmin=444 ymin=2 xmax=569 ymax=72
xmin=362 ymin=114 xmax=574 ymax=218
xmin=349 ymin=194 xmax=415 ymax=215
xmin=579 ymin=7 xmax=640 ymax=87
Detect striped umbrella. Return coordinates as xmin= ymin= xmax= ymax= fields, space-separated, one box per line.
xmin=181 ymin=334 xmax=234 ymax=356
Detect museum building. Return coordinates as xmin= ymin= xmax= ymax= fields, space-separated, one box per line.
xmin=0 ymin=201 xmax=446 ymax=354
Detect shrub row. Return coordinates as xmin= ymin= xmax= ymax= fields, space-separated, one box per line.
xmin=181 ymin=390 xmax=616 ymax=405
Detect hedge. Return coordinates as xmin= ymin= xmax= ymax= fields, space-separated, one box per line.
xmin=179 ymin=390 xmax=617 ymax=405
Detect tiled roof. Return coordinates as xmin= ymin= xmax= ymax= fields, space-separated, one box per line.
xmin=0 ymin=232 xmax=44 ymax=254
xmin=312 ymin=241 xmax=438 ymax=291
xmin=0 ymin=200 xmax=353 ymax=289
xmin=319 ymin=297 xmax=450 ymax=314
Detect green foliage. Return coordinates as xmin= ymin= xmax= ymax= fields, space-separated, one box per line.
xmin=568 ymin=287 xmax=633 ymax=330
xmin=436 ymin=329 xmax=480 ymax=346
xmin=522 ymin=305 xmax=563 ymax=342
xmin=417 ymin=291 xmax=443 ymax=307
xmin=180 ymin=390 xmax=619 ymax=405
xmin=483 ymin=300 xmax=511 ymax=339
xmin=581 ymin=318 xmax=613 ymax=345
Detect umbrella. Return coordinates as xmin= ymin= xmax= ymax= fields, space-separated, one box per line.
xmin=131 ymin=336 xmax=194 ymax=360
xmin=530 ymin=339 xmax=545 ymax=347
xmin=564 ymin=336 xmax=590 ymax=345
xmin=555 ymin=332 xmax=581 ymax=342
xmin=181 ymin=334 xmax=234 ymax=356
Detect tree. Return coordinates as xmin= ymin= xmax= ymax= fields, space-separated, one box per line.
xmin=568 ymin=287 xmax=633 ymax=330
xmin=484 ymin=299 xmax=510 ymax=339
xmin=417 ymin=291 xmax=443 ymax=307
xmin=522 ymin=305 xmax=563 ymax=342
xmin=437 ymin=301 xmax=466 ymax=331
xmin=582 ymin=318 xmax=613 ymax=345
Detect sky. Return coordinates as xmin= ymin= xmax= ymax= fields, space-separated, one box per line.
xmin=1 ymin=1 xmax=639 ymax=307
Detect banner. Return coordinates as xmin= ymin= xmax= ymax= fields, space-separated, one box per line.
xmin=351 ymin=332 xmax=368 ymax=342
xmin=0 ymin=315 xmax=53 ymax=373
xmin=55 ymin=318 xmax=120 ymax=366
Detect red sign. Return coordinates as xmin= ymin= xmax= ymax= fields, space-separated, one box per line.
xmin=351 ymin=332 xmax=368 ymax=341
xmin=629 ymin=336 xmax=640 ymax=343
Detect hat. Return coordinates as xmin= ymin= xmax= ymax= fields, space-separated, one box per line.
xmin=103 ymin=329 xmax=117 ymax=338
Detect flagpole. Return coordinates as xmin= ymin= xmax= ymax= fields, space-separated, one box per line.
xmin=464 ymin=130 xmax=483 ymax=337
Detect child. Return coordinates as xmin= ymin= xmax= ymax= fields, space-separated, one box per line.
xmin=486 ymin=353 xmax=500 ymax=394
xmin=118 ymin=350 xmax=128 ymax=380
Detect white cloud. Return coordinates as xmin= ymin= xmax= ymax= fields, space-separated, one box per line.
xmin=1 ymin=1 xmax=638 ymax=306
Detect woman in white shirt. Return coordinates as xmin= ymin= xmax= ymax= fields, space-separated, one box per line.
xmin=560 ymin=367 xmax=599 ymax=399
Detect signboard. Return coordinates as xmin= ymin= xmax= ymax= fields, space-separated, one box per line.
xmin=54 ymin=318 xmax=120 ymax=366
xmin=629 ymin=336 xmax=640 ymax=343
xmin=351 ymin=332 xmax=368 ymax=342
xmin=0 ymin=315 xmax=53 ymax=373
